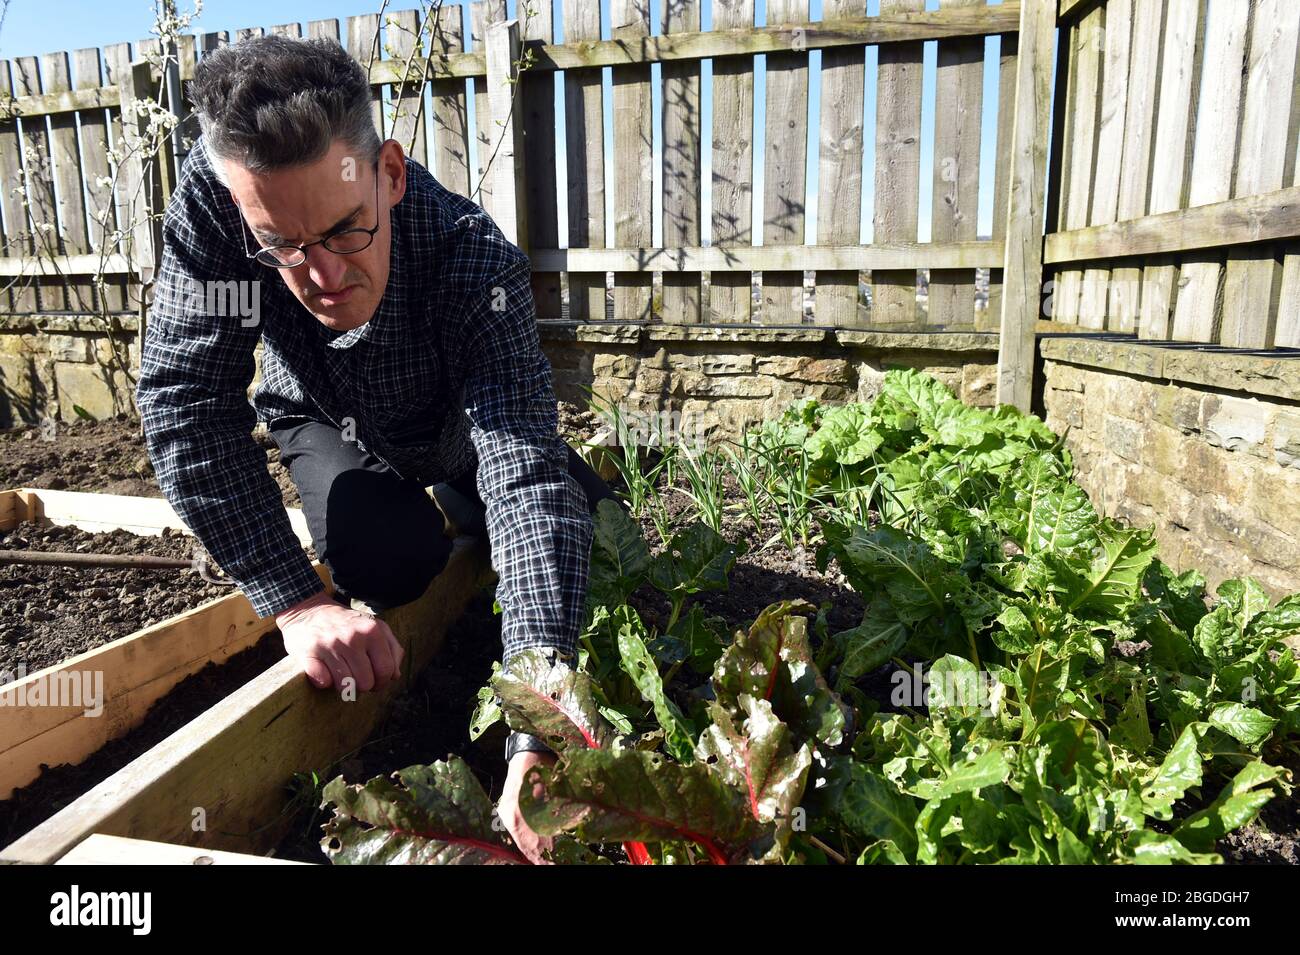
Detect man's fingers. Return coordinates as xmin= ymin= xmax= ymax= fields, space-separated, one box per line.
xmin=300 ymin=656 xmax=334 ymax=689
xmin=335 ymin=638 xmax=375 ymax=693
xmin=383 ymin=623 xmax=405 ymax=677
xmin=366 ymin=625 xmax=400 ymax=688
xmin=324 ymin=651 xmax=355 ymax=693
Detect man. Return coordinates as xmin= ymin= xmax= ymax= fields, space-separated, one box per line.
xmin=136 ymin=35 xmax=602 ymax=862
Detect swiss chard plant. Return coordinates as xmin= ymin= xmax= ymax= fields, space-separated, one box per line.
xmin=319 ymin=371 xmax=1299 ymax=865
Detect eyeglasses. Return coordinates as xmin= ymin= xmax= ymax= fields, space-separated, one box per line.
xmin=237 ymin=161 xmax=381 ymax=269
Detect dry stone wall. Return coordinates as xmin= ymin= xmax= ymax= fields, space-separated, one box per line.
xmin=1041 ymin=337 xmax=1300 ymax=600
xmin=539 ymin=323 xmax=999 ymax=446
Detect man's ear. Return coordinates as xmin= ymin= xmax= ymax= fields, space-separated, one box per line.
xmin=380 ymin=138 xmax=407 ymax=208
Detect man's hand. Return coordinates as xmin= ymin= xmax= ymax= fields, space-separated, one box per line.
xmin=498 ymin=750 xmax=556 ymax=865
xmin=275 ymin=591 xmax=405 ymax=692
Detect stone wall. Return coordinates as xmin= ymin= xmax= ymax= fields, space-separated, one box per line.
xmin=539 ymin=323 xmax=1000 ymax=445
xmin=2 ymin=319 xmax=1002 ymax=435
xmin=0 ymin=316 xmax=139 ymax=426
xmin=1040 ymin=337 xmax=1300 ymax=600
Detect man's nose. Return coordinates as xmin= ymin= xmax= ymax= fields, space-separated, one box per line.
xmin=303 ymin=243 xmax=349 ymax=290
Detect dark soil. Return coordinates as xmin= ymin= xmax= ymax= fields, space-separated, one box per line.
xmin=0 ymin=415 xmax=308 ymax=850
xmin=0 ymin=416 xmax=158 ymax=498
xmin=557 ymin=400 xmax=603 ymax=447
xmin=0 ymin=415 xmax=302 ymax=509
xmin=0 ymin=520 xmax=233 ymax=673
xmin=0 ymin=630 xmax=286 ymax=847
xmin=274 ymin=590 xmax=506 ymax=863
xmin=1209 ymin=748 xmax=1300 ymax=866
xmin=632 ymin=467 xmax=864 ymax=638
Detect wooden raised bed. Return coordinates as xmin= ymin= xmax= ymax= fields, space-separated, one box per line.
xmin=56 ymin=833 xmax=310 ymax=865
xmin=1 ymin=529 xmax=492 ymax=864
xmin=0 ymin=487 xmax=324 ymax=801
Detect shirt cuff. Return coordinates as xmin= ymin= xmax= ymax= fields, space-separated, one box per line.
xmin=239 ymin=556 xmax=328 ymax=619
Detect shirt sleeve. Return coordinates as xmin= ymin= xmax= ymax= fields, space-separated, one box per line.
xmin=135 ymin=159 xmax=325 ymax=618
xmin=461 ymin=257 xmax=593 ymax=667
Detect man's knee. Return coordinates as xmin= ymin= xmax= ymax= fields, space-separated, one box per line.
xmin=320 ymin=470 xmax=453 ymax=610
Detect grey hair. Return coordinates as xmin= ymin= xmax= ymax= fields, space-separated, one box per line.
xmin=190 ymin=34 xmax=381 ymax=183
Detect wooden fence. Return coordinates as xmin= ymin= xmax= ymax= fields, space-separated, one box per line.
xmin=1045 ymin=0 xmax=1300 ymax=351
xmin=44 ymin=0 xmax=1300 ymax=415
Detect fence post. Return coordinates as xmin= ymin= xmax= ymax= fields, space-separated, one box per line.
xmin=484 ymin=18 xmax=529 ymax=253
xmin=116 ymin=59 xmax=167 ymax=374
xmin=995 ymin=0 xmax=1055 ymax=412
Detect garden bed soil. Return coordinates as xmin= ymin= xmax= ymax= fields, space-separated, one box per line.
xmin=0 ymin=521 xmax=233 ymax=673
xmin=0 ymin=630 xmax=287 ymax=848
xmin=0 ymin=415 xmax=302 ymax=509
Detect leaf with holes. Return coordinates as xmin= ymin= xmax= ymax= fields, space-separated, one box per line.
xmin=321 ymin=760 xmax=526 ymax=865
xmin=696 ymin=695 xmax=812 ymax=829
xmin=493 ymin=648 xmax=615 ymax=753
xmin=712 ymin=600 xmax=813 ymax=713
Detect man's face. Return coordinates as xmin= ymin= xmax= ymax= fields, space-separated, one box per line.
xmin=224 ymin=138 xmax=407 ymax=332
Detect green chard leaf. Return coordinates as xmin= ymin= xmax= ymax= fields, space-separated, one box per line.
xmin=803 ymin=404 xmax=884 ymax=468
xmin=1057 ymin=520 xmax=1159 ymax=620
xmin=990 ymin=451 xmax=1097 ymax=560
xmin=493 ymin=647 xmax=616 ymax=753
xmin=587 ymin=498 xmax=651 ymax=605
xmin=668 ymin=604 xmax=729 ymax=675
xmin=615 ymin=607 xmax=697 ymax=762
xmin=469 ymin=665 xmax=503 ymax=741
xmin=1144 ymin=559 xmax=1209 ymax=636
xmin=828 ymin=600 xmax=909 ymax=690
xmin=519 ymin=748 xmax=762 ymax=861
xmin=819 ymin=523 xmax=952 ymax=626
xmin=1206 ymin=702 xmax=1277 ymax=748
xmin=649 ymin=521 xmax=739 ymax=600
xmin=1141 ymin=722 xmax=1211 ymax=820
xmin=837 ymin=762 xmax=920 ymax=862
xmin=322 ymin=760 xmax=526 ymax=865
xmin=1172 ymin=761 xmax=1287 ymax=852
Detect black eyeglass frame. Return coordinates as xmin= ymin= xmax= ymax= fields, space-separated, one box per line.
xmin=237 ymin=160 xmax=382 ymax=269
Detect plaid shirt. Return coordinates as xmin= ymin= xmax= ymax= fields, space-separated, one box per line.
xmin=136 ymin=136 xmax=592 ymax=666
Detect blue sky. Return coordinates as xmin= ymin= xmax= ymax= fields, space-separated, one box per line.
xmin=1 ymin=0 xmax=1014 ymax=246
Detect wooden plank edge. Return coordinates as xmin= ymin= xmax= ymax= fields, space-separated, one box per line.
xmin=13 ymin=487 xmax=313 ymax=547
xmin=0 ymin=563 xmax=333 ymax=798
xmin=55 ymin=833 xmax=311 ymax=865
xmin=0 ymin=536 xmax=491 ymax=864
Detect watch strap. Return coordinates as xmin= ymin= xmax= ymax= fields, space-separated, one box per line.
xmin=505 ymin=730 xmax=554 ymax=762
